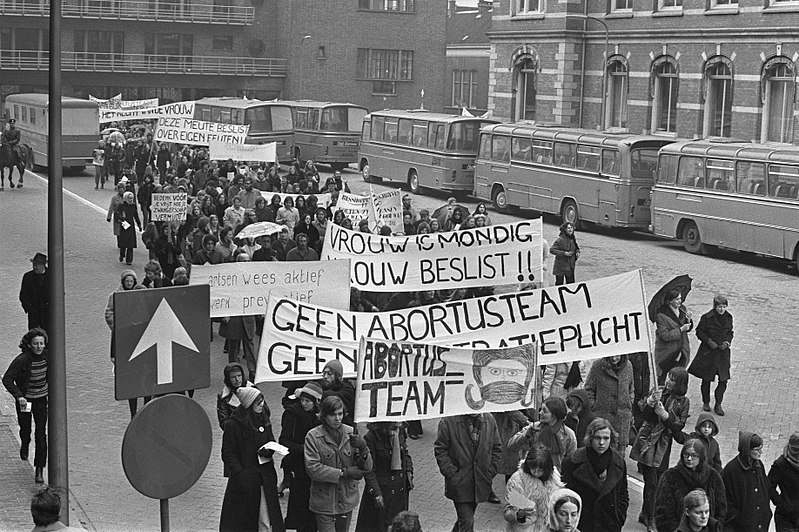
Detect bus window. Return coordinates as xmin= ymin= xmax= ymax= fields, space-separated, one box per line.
xmin=768 ymin=165 xmax=799 ymax=199
xmin=602 ymin=149 xmax=620 ymax=175
xmin=321 ymin=107 xmax=347 ymax=132
xmin=348 ymin=108 xmax=368 ymax=132
xmin=13 ymin=105 xmax=19 ymax=120
xmin=397 ymin=119 xmax=413 ymax=145
xmin=245 ymin=107 xmax=271 ymax=133
xmin=362 ymin=120 xmax=371 ymax=140
xmin=412 ymin=121 xmax=427 ymax=148
xmin=554 ymin=143 xmax=575 ymax=168
xmin=220 ymin=109 xmax=231 ymax=123
xmin=272 ymin=106 xmax=293 ymax=132
xmin=434 ymin=124 xmax=445 ymax=151
xmin=232 ymin=109 xmax=243 ymax=124
xmin=511 ymin=137 xmax=532 ymax=162
xmin=630 ymin=148 xmax=660 ymax=180
xmin=478 ymin=133 xmax=491 ymax=160
xmin=428 ymin=122 xmax=440 ymax=149
xmin=736 ymin=161 xmax=765 ymax=195
xmin=22 ymin=106 xmax=27 ymax=122
xmin=491 ymin=136 xmax=510 ymax=163
xmin=201 ymin=107 xmax=211 ymax=121
xmin=706 ymin=159 xmax=735 ymax=191
xmin=372 ymin=117 xmax=385 ymax=141
xmin=296 ymin=109 xmax=308 ymax=129
xmin=577 ymin=145 xmax=600 ymax=172
xmin=657 ymin=154 xmax=678 ymax=184
xmin=532 ymin=140 xmax=552 ymax=164
xmin=384 ymin=119 xmax=398 ymax=143
xmin=447 ymin=122 xmax=479 ymax=152
xmin=677 ymin=156 xmax=705 ymax=187
xmin=212 ymin=108 xmax=222 ymax=122
xmin=30 ymin=108 xmax=35 ymax=125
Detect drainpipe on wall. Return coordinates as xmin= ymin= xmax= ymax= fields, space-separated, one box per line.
xmin=577 ymin=0 xmax=589 ymax=127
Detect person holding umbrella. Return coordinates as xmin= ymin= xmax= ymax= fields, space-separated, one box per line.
xmin=652 ymin=286 xmax=693 ymax=385
xmin=688 ymin=295 xmax=733 ymax=416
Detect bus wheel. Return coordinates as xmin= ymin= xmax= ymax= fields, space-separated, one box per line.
xmin=361 ymin=162 xmax=373 ymax=183
xmin=561 ymin=199 xmax=581 ymax=229
xmin=492 ymin=186 xmax=508 ymax=213
xmin=793 ymin=246 xmax=799 ymax=276
xmin=408 ymin=170 xmax=420 ymax=194
xmin=682 ymin=221 xmax=704 ymax=254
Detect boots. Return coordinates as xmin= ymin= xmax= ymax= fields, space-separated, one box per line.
xmin=20 ymin=442 xmax=29 ymax=461
xmin=35 ymin=467 xmax=44 ymax=484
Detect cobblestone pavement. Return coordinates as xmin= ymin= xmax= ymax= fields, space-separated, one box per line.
xmin=1 ymin=166 xmax=793 ymax=531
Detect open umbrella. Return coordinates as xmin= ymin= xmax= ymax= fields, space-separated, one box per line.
xmin=234 ymin=221 xmax=284 ymax=240
xmin=100 ymin=127 xmax=120 ymax=135
xmin=648 ymin=274 xmax=693 ymax=322
xmin=432 ymin=203 xmax=471 ymax=226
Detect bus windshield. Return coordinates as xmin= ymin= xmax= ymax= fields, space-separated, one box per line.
xmin=320 ymin=106 xmax=367 ymax=133
xmin=630 ymin=148 xmax=660 ymax=180
xmin=244 ymin=105 xmax=292 ymax=135
xmin=446 ymin=121 xmax=481 ymax=152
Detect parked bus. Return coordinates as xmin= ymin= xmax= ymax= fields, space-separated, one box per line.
xmin=652 ymin=138 xmax=799 ymax=271
xmin=5 ymin=93 xmax=99 ymax=170
xmin=358 ymin=109 xmax=498 ymax=194
xmin=193 ymin=97 xmax=294 ymax=162
xmin=283 ymin=100 xmax=368 ymax=171
xmin=474 ymin=123 xmax=674 ymax=229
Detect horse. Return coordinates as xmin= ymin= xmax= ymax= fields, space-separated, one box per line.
xmin=0 ymin=143 xmax=26 ymax=190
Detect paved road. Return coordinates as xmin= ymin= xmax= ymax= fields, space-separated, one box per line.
xmin=0 ymin=165 xmax=794 ymax=531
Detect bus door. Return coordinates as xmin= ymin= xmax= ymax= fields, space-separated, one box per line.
xmin=489 ymin=135 xmax=511 ymax=200
xmin=597 ymin=148 xmax=620 ymax=225
xmin=626 ymin=147 xmax=658 ymax=226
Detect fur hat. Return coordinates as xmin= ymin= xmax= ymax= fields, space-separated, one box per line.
xmin=323 ymin=360 xmax=344 ymax=380
xmin=120 ymin=269 xmax=137 ymax=283
xmin=236 ymin=387 xmax=262 ymax=409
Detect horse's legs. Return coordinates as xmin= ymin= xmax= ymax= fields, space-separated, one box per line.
xmin=17 ymin=164 xmax=24 ymax=187
xmin=0 ymin=167 xmax=5 ymax=190
xmin=8 ymin=165 xmax=15 ymax=188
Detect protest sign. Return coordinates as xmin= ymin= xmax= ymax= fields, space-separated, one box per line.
xmin=90 ymin=94 xmax=121 ymax=107
xmin=354 ymin=339 xmax=537 ymax=422
xmin=189 ymin=260 xmax=351 ymax=317
xmin=321 ymin=219 xmax=544 ymax=292
xmin=209 ymin=141 xmax=276 ymax=163
xmin=99 ymin=101 xmax=196 ymax=124
xmin=335 ymin=192 xmax=375 ymax=228
xmin=153 ymin=117 xmax=248 ymax=146
xmin=371 ymin=188 xmax=403 ymax=234
xmin=255 ymin=269 xmax=650 ymax=382
xmin=150 ymin=193 xmax=187 ymax=222
xmin=262 ymin=192 xmax=333 ymax=211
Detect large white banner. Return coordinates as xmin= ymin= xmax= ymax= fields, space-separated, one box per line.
xmin=189 ymin=260 xmax=351 ymax=317
xmin=255 ymin=270 xmax=650 ymax=382
xmin=354 ymin=339 xmax=537 ymax=422
xmin=262 ymin=192 xmax=333 ymax=211
xmin=335 ymin=192 xmax=375 ymax=228
xmin=99 ymin=101 xmax=196 ymax=124
xmin=321 ymin=219 xmax=544 ymax=292
xmin=371 ymin=188 xmax=403 ymax=234
xmin=153 ymin=117 xmax=248 ymax=146
xmin=209 ymin=141 xmax=277 ymax=163
xmin=151 ymin=192 xmax=188 ymax=222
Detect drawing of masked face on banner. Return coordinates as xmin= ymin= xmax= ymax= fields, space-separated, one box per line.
xmin=465 ymin=344 xmax=536 ymax=410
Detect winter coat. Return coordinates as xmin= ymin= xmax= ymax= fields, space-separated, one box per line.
xmin=654 ymin=461 xmax=727 ymax=532
xmin=219 ymin=315 xmax=256 ymax=341
xmin=564 ymin=389 xmax=596 ymax=448
xmin=322 ymin=379 xmax=356 ymax=427
xmin=107 ymin=193 xmax=125 ymax=236
xmin=722 ymin=431 xmax=772 ymax=531
xmin=503 ymin=465 xmax=563 ymax=531
xmin=304 ymin=423 xmax=373 ymax=515
xmin=278 ymin=401 xmax=320 ymax=531
xmin=116 ymin=203 xmax=141 ymax=249
xmin=675 ymin=513 xmax=722 ymax=532
xmin=768 ymin=453 xmax=799 ymax=525
xmin=674 ymin=412 xmax=722 ymax=473
xmin=508 ymin=423 xmax=577 ymax=472
xmin=434 ymin=414 xmax=502 ymax=503
xmin=584 ymin=357 xmax=634 ymax=448
xmin=19 ymin=269 xmax=49 ymax=320
xmin=689 ymin=308 xmax=734 ymax=382
xmin=561 ymin=447 xmax=629 ymax=532
xmin=494 ymin=410 xmax=534 ymax=476
xmin=549 ymin=233 xmax=579 ymax=277
xmin=3 ymin=349 xmax=48 ymax=400
xmin=629 ymin=391 xmax=690 ymax=471
xmin=654 ymin=304 xmax=693 ymax=375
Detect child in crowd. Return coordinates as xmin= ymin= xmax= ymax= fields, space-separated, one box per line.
xmin=674 ymin=412 xmax=722 ymax=473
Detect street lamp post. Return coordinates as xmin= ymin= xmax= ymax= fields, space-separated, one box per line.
xmin=298 ymin=35 xmax=311 ymax=99
xmin=574 ymin=15 xmax=609 ymax=130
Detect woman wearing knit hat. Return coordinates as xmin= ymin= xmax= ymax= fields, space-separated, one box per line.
xmin=220 ymin=387 xmax=285 ymax=532
xmin=768 ymin=432 xmax=799 ymax=531
xmin=279 ymin=382 xmax=322 ymax=531
xmin=320 ymin=359 xmax=356 ymax=428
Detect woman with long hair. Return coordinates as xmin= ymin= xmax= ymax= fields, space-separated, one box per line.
xmin=504 ymin=445 xmax=564 ymax=531
xmin=654 ymin=288 xmax=694 ymax=384
xmin=508 ymin=397 xmax=577 ymax=472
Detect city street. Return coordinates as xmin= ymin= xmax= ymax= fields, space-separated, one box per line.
xmin=0 ymin=165 xmax=795 ymax=531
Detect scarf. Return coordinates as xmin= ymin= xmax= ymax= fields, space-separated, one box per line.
xmin=784 ymin=444 xmax=799 ymax=471
xmin=539 ymin=420 xmax=565 ymax=458
xmin=586 ymin=446 xmax=613 ymax=476
xmin=390 ymin=429 xmax=402 ymax=471
xmin=674 ymin=460 xmax=710 ymax=488
xmin=469 ymin=415 xmax=482 ymax=449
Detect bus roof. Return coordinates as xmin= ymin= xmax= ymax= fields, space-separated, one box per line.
xmin=659 ymin=138 xmax=799 ymax=164
xmin=6 ymin=93 xmax=99 ymax=110
xmin=366 ymin=109 xmax=497 ymax=124
xmin=194 ymin=97 xmax=291 ymax=109
xmin=281 ymin=100 xmax=367 ymax=110
xmin=480 ymin=122 xmax=672 ymax=147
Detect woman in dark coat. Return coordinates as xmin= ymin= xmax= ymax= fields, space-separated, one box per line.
xmin=689 ymin=294 xmax=734 ymax=416
xmin=584 ymin=355 xmax=634 ymax=452
xmin=356 ymin=422 xmax=414 ymax=532
xmin=219 ymin=387 xmax=285 ymax=532
xmin=654 ymin=287 xmax=694 ymax=385
xmin=278 ymin=383 xmax=322 ymax=532
xmin=294 ymin=213 xmax=320 ymax=252
xmin=115 ymin=191 xmax=142 ymax=265
xmin=549 ymin=222 xmax=580 ymax=285
xmin=722 ymin=431 xmax=772 ymax=531
xmin=654 ymin=439 xmax=727 ymax=532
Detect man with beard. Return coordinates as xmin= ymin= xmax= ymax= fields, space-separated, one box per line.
xmin=20 ymin=253 xmax=50 ymax=332
xmin=465 ymin=344 xmax=537 ymax=410
xmin=237 ymin=176 xmax=262 ymax=210
xmin=319 ymin=360 xmax=356 ymax=427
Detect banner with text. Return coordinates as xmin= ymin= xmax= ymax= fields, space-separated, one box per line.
xmin=153 ymin=117 xmax=248 ymax=146
xmin=262 ymin=192 xmax=333 ymax=211
xmin=209 ymin=140 xmax=277 ymax=163
xmin=370 ymin=188 xmax=403 ymax=234
xmin=99 ymin=101 xmax=196 ymax=124
xmin=321 ymin=218 xmax=544 ymax=292
xmin=151 ymin=192 xmax=188 ymax=222
xmin=189 ymin=260 xmax=351 ymax=317
xmin=354 ymin=339 xmax=537 ymax=422
xmin=254 ymin=269 xmax=650 ymax=382
xmin=335 ymin=192 xmax=376 ymax=228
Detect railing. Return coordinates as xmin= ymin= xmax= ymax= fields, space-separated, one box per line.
xmin=0 ymin=0 xmax=254 ymax=24
xmin=0 ymin=51 xmax=288 ymax=77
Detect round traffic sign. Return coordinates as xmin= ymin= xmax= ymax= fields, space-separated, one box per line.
xmin=121 ymin=394 xmax=212 ymax=500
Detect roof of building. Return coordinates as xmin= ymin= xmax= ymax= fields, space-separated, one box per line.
xmin=446 ymin=3 xmax=492 ymax=46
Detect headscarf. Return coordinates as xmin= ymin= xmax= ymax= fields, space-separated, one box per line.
xmin=547 ymin=488 xmax=582 ymax=531
xmin=123 ymin=191 xmax=134 ymax=204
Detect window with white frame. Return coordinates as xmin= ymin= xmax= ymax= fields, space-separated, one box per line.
xmin=358 ymin=0 xmax=415 ymax=12
xmin=356 ymin=48 xmax=413 ymax=96
xmin=451 ymin=70 xmax=478 ymax=108
xmin=612 ymin=0 xmax=632 ymax=11
xmin=704 ymin=61 xmax=733 ymax=137
xmin=514 ymin=0 xmax=544 ymax=15
xmin=606 ymin=59 xmax=628 ymax=128
xmin=658 ymin=0 xmax=682 ymax=10
xmin=514 ymin=58 xmax=537 ymax=121
xmin=652 ymin=59 xmax=678 ymax=133
xmin=711 ymin=0 xmax=737 ymax=7
xmin=762 ymin=61 xmax=795 ymax=143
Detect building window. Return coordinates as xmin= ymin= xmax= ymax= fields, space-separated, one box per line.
xmin=211 ymin=36 xmax=233 ymax=51
xmin=711 ymin=0 xmax=737 ymax=7
xmin=652 ymin=58 xmax=678 ymax=133
xmin=451 ymin=69 xmax=477 ymax=108
xmin=514 ymin=0 xmax=544 ymax=14
xmin=512 ymin=58 xmax=537 ymax=121
xmin=606 ymin=59 xmax=628 ymax=128
xmin=356 ymin=48 xmax=413 ymax=81
xmin=762 ymin=60 xmax=795 ymax=143
xmin=358 ymin=0 xmax=415 ymax=12
xmin=612 ymin=0 xmax=632 ymax=11
xmin=144 ymin=33 xmax=193 ymax=57
xmin=317 ymin=46 xmax=326 ymax=60
xmin=659 ymin=0 xmax=682 ymax=9
xmin=703 ymin=60 xmax=733 ymax=137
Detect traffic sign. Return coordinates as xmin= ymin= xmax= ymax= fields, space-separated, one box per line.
xmin=122 ymin=394 xmax=213 ymax=500
xmin=114 ymin=285 xmax=210 ymax=400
